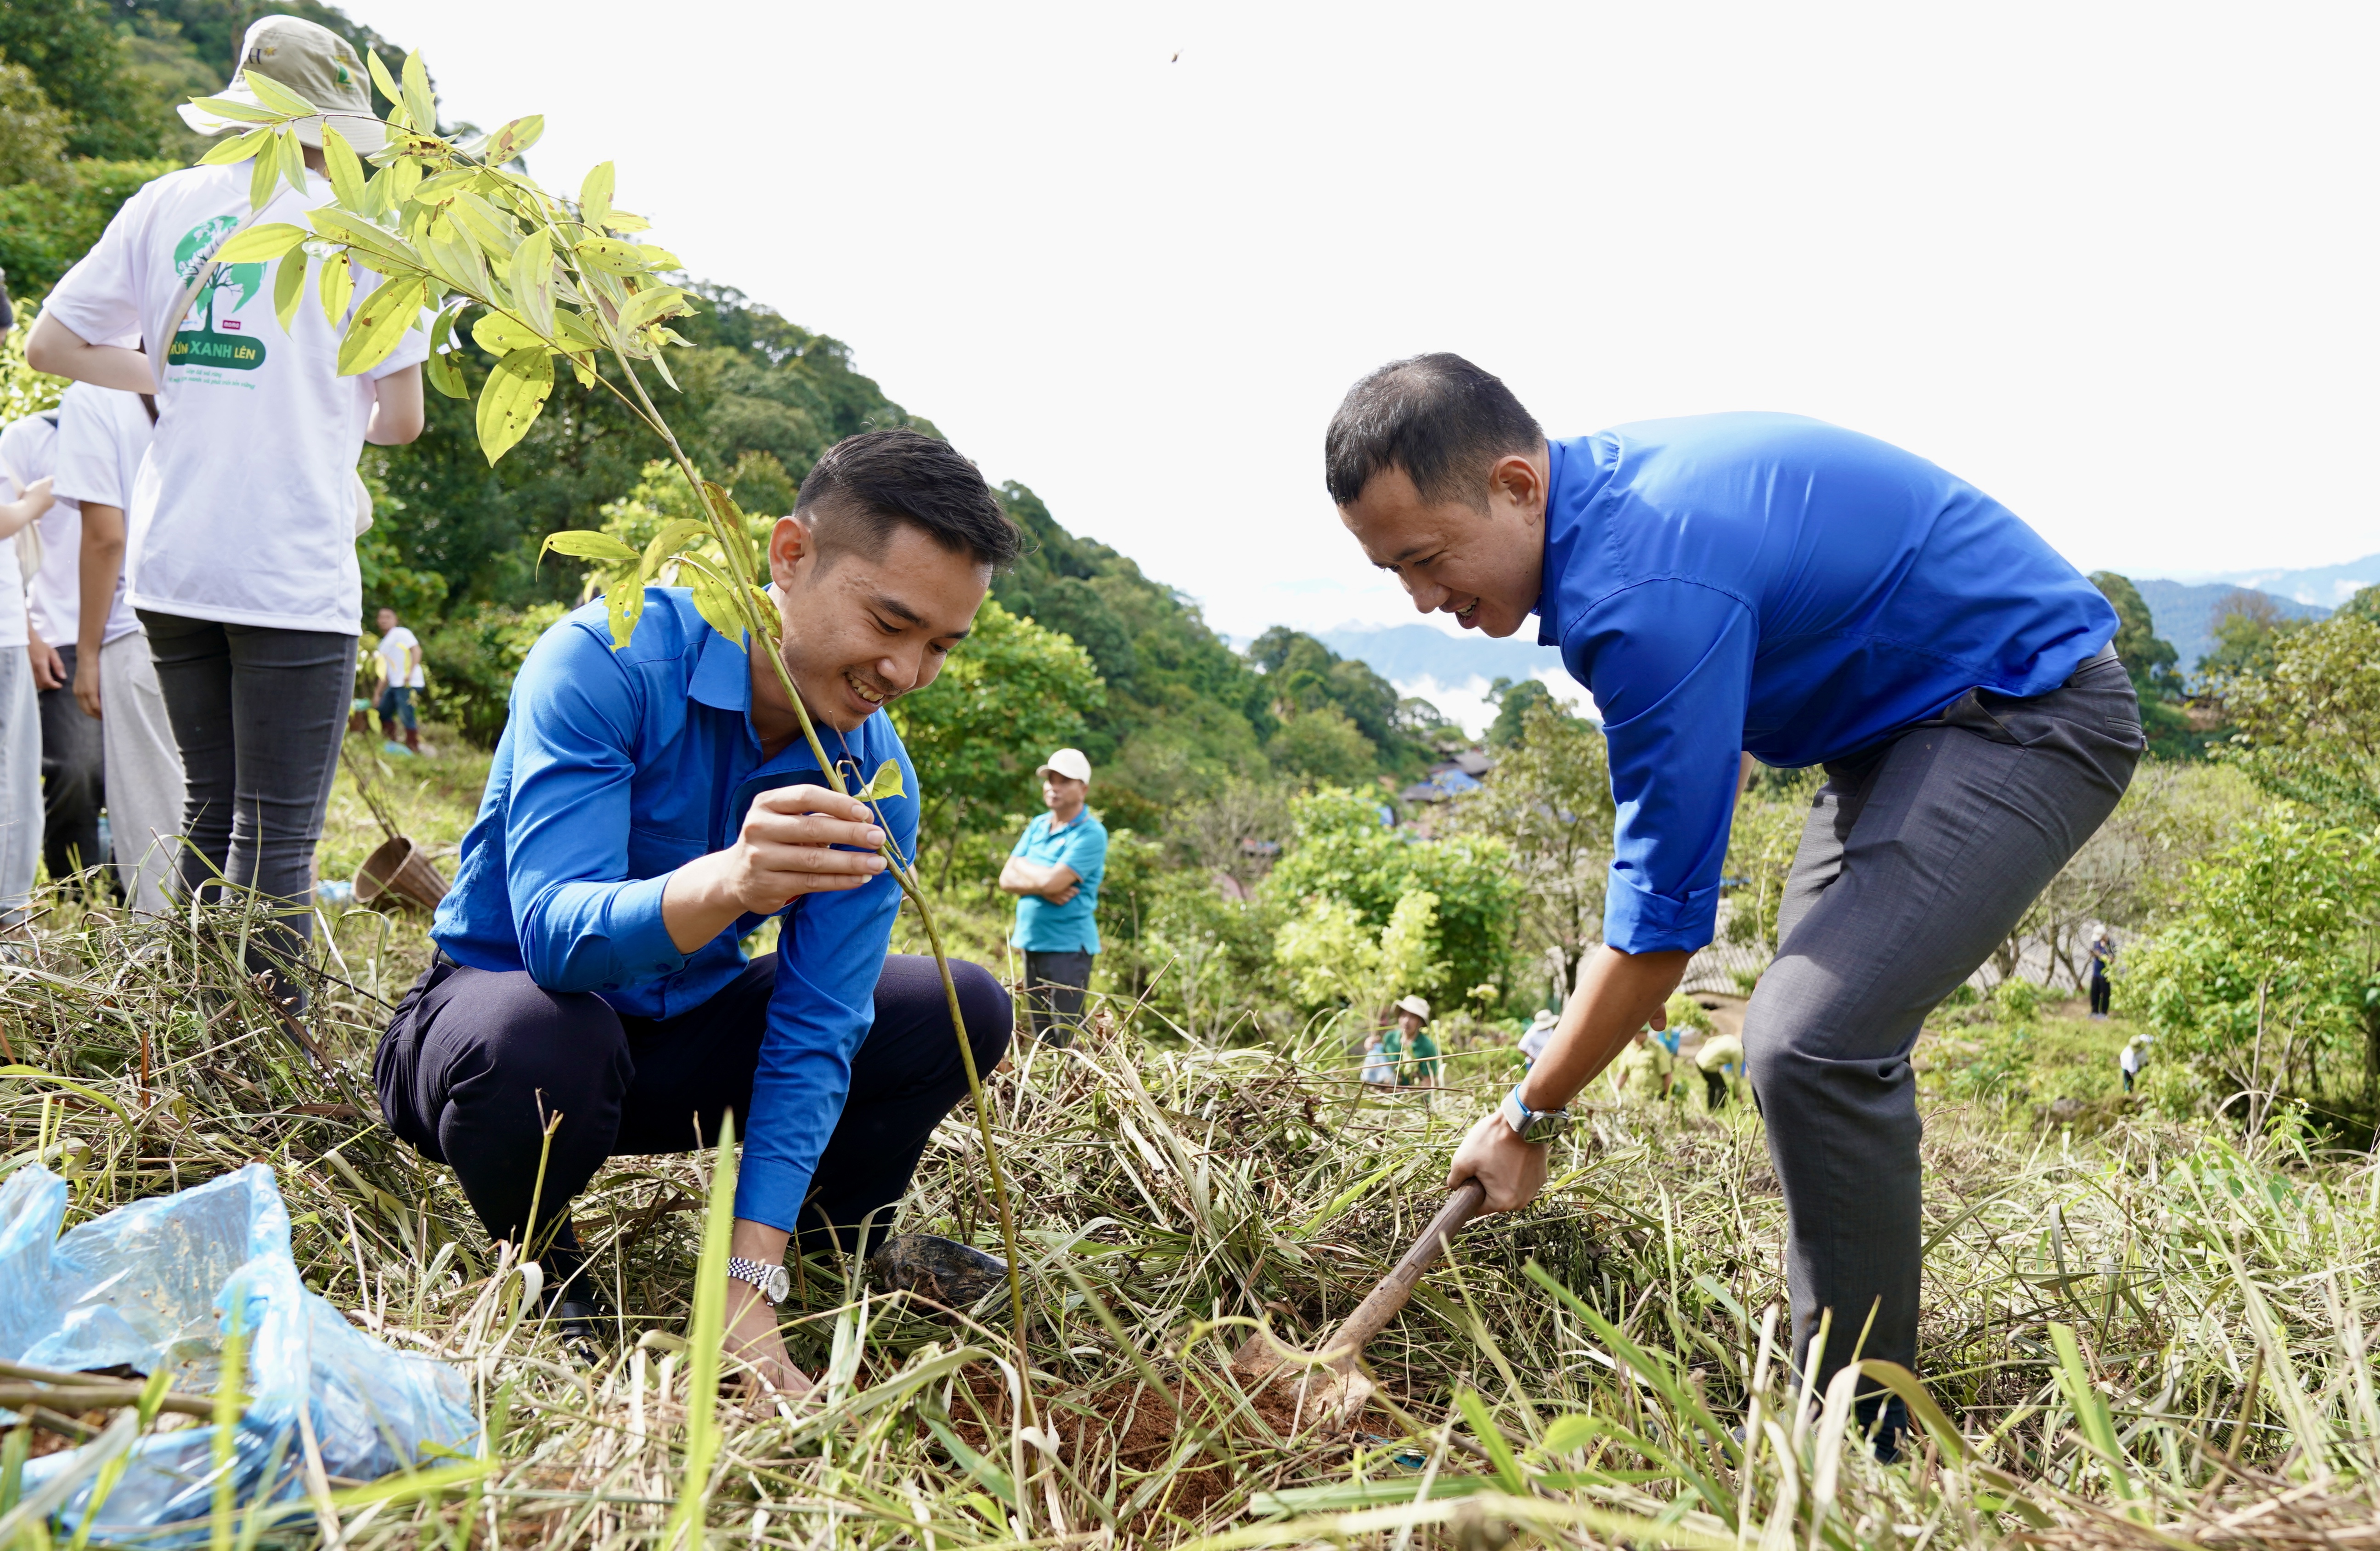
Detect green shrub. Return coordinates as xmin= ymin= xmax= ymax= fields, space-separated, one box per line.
xmin=0 ymin=158 xmax=175 ymax=298
xmin=418 ymin=603 xmax=568 ymax=748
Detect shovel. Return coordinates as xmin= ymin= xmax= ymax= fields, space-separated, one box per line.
xmin=1230 ymin=1179 xmax=1488 ymax=1430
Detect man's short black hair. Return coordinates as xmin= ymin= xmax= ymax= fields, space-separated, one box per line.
xmin=1324 ymin=353 xmax=1545 ymax=509
xmin=795 ymin=428 xmax=1023 ymax=571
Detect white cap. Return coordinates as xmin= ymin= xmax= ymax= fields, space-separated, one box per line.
xmin=1037 ymin=748 xmax=1092 ymax=785
xmin=1394 ymin=995 xmax=1431 ymax=1022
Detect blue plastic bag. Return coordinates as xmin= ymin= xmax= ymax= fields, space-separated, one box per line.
xmin=0 ymin=1162 xmax=478 ymax=1540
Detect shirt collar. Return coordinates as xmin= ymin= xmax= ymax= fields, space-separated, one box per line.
xmin=1533 ymin=434 xmax=1616 ymax=647
xmin=689 ymin=621 xmax=752 ymax=713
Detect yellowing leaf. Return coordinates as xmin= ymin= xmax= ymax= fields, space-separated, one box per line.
xmin=321 ymin=123 xmax=368 ymax=212
xmin=248 ymin=139 xmax=280 ymax=210
xmin=688 ymin=572 xmax=745 ymax=644
xmin=549 ymin=307 xmax=603 ymax=353
xmin=307 ymin=209 xmax=423 ymax=279
xmin=476 ymin=346 xmax=554 ymax=464
xmin=746 ymin=587 xmax=782 ymax=645
xmin=858 ymin=759 xmax=905 ymax=801
xmin=418 ymin=214 xmax=490 ymax=299
xmin=578 ymin=162 xmax=614 ymax=230
xmin=243 ymin=71 xmax=318 ymax=118
xmin=187 ymin=94 xmax=283 ymax=125
xmin=274 ymin=127 xmax=308 ymax=198
xmin=539 ymin=530 xmax=640 ymax=564
xmin=272 ymin=250 xmax=308 ymax=333
xmin=406 ymin=169 xmax=474 ymax=207
xmin=336 ymin=274 xmax=426 ymax=377
xmin=638 ymin=245 xmax=684 ymax=271
xmin=488 ymin=114 xmax=544 ymax=164
xmin=366 ymin=49 xmax=403 ymax=113
xmin=387 ymin=156 xmax=423 ymax=204
xmin=574 ymin=237 xmax=647 ymax=275
xmin=640 ymin=518 xmax=714 ymax=583
xmin=1537 ymin=1413 xmax=1601 ymax=1455
xmin=604 ymin=209 xmax=650 ymax=234
xmin=619 ymin=284 xmax=687 ymax=334
xmin=471 ymin=311 xmax=544 ymax=356
xmin=424 ymin=306 xmax=466 ymax=399
xmin=448 ymin=191 xmax=519 ymax=258
xmin=400 ymin=50 xmax=436 ymax=137
xmin=215 ymin=222 xmax=309 ymax=263
xmin=509 ymin=229 xmax=555 ymax=336
xmin=606 ymin=569 xmax=647 ymax=651
xmin=198 ymin=126 xmax=272 ymax=166
xmin=316 ymin=252 xmax=355 ymax=326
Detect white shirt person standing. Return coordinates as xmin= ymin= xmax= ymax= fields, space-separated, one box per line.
xmin=28 ymin=14 xmax=427 ymax=1003
xmin=50 ymin=380 xmax=186 ymax=914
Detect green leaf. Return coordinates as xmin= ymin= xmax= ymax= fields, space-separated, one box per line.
xmin=198 ymin=126 xmax=272 ymax=166
xmin=660 ymin=1113 xmax=738 ymax=1549
xmin=1537 ymin=1413 xmax=1602 ymax=1455
xmin=578 ymin=161 xmax=614 ymax=229
xmin=619 ymin=283 xmax=688 ymax=334
xmin=699 ymin=480 xmax=757 ymax=582
xmin=509 ymin=229 xmax=555 ymax=336
xmin=549 ymin=307 xmax=603 ymax=354
xmin=857 ymin=759 xmax=906 ymax=802
xmin=272 ymin=249 xmax=308 ymax=333
xmin=321 ymin=123 xmax=369 ymax=212
xmin=336 ymin=274 xmax=426 ymax=376
xmin=540 ymin=530 xmax=641 ymax=564
xmin=603 ymin=208 xmax=650 ymax=234
xmin=366 ymin=49 xmax=404 ymax=113
xmin=487 ymin=114 xmax=544 ymax=164
xmin=274 ymin=126 xmax=308 ymax=198
xmin=747 ymin=587 xmax=782 ymax=645
xmin=573 ymin=236 xmax=647 ymax=275
xmin=418 ymin=211 xmax=491 ymax=299
xmin=424 ymin=306 xmax=466 ymax=398
xmin=638 ymin=244 xmax=684 ymax=271
xmin=605 ymin=569 xmax=646 ymax=652
xmin=639 ymin=517 xmax=713 ymax=583
xmin=448 ymin=190 xmax=520 ymax=258
xmin=316 ymin=252 xmax=355 ymax=326
xmin=243 ymin=71 xmax=318 ymax=118
xmin=308 ymin=208 xmax=423 ymax=277
xmin=406 ymin=168 xmax=475 ymax=207
xmin=471 ymin=311 xmax=544 ymax=357
xmin=248 ymin=138 xmax=280 ymax=209
xmin=400 ymin=50 xmax=436 ymax=137
xmin=387 ymin=156 xmax=424 ymax=205
xmin=1454 ymin=1388 xmax=1529 ymax=1496
xmin=215 ymin=222 xmax=309 ymax=263
xmin=476 ymin=347 xmax=555 ymax=465
xmin=688 ymin=571 xmax=746 ymax=644
xmin=186 ymin=94 xmax=284 ymax=125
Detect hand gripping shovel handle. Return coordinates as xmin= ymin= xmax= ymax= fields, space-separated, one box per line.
xmin=1318 ymin=1178 xmax=1489 ymax=1371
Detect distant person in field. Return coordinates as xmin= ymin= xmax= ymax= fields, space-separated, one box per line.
xmin=998 ymin=748 xmax=1107 ymax=1047
xmin=1323 ymin=353 xmax=2139 ymax=1451
xmin=1384 ymin=994 xmax=1442 ymax=1088
xmin=9 ymin=403 xmax=109 ymax=894
xmin=373 ymin=607 xmax=423 ymax=756
xmin=1610 ymin=1025 xmax=1674 ymax=1101
xmin=1517 ymin=1007 xmax=1558 ymax=1066
xmin=28 ymin=15 xmax=427 ymax=1006
xmin=51 ymin=378 xmax=186 ymax=916
xmin=2088 ymin=931 xmax=2115 ymax=1019
xmin=1695 ymin=1029 xmax=1744 ymax=1109
xmin=376 ymin=430 xmax=1016 ymax=1398
xmin=2119 ymin=1033 xmax=2150 ymax=1094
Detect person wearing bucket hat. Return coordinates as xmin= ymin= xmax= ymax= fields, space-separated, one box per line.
xmin=28 ymin=13 xmax=427 ymax=1005
xmin=1381 ymin=994 xmax=1441 ymax=1088
xmin=998 ymin=748 xmax=1106 ymax=1047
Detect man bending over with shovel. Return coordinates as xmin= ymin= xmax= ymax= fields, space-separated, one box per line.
xmin=1324 ymin=356 xmax=2139 ymax=1448
xmin=376 ymin=430 xmax=1018 ymax=1396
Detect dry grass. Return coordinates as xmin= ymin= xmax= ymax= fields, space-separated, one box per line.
xmin=0 ymin=734 xmax=2372 ymax=1547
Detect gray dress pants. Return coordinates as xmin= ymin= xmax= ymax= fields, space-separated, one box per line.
xmin=1744 ymin=645 xmax=2141 ymax=1409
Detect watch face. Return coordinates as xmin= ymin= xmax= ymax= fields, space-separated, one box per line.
xmin=764 ymin=1264 xmax=791 ymax=1304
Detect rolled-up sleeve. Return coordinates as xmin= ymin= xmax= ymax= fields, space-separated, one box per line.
xmin=736 ymin=744 xmax=920 ymax=1229
xmin=1562 ymin=579 xmax=1758 ymax=955
xmin=501 ymin=624 xmax=689 ymax=990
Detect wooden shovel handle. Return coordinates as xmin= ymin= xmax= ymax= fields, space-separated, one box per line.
xmin=1320 ymin=1180 xmax=1489 ymax=1369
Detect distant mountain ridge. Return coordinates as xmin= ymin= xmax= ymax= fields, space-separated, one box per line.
xmin=2129 ymin=579 xmax=2329 ymax=679
xmin=2138 ymin=553 xmax=2380 ymax=611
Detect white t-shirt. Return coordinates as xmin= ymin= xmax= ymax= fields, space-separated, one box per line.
xmin=41 ymin=163 xmax=429 ymax=635
xmin=41 ymin=382 xmax=151 ymax=649
xmin=376 ymin=624 xmax=423 ymax=688
xmin=0 ymin=411 xmax=68 ymax=653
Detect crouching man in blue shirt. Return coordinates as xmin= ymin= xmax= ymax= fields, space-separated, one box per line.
xmin=1326 ymin=356 xmax=2141 ymax=1447
xmin=375 ymin=430 xmax=1018 ymax=1396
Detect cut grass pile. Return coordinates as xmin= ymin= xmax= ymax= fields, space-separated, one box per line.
xmin=0 ymin=730 xmax=2372 ymax=1547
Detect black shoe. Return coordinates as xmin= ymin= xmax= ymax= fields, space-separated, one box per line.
xmin=536 ymin=1257 xmax=609 ymax=1366
xmin=867 ymin=1234 xmax=1009 ymax=1315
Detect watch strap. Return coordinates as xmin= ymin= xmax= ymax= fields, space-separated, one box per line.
xmin=727 ymin=1254 xmax=788 ymax=1304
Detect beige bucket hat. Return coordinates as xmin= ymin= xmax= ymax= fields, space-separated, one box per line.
xmin=1394 ymin=995 xmax=1431 ymax=1022
xmin=180 ymin=16 xmax=389 ymax=153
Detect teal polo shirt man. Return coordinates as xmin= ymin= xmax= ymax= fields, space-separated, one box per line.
xmin=998 ymin=747 xmax=1107 ymax=1047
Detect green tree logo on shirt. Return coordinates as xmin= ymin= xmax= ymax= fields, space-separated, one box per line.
xmin=166 ymin=215 xmax=269 ymax=374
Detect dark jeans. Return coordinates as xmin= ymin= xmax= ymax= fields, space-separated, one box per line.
xmin=1022 ymin=948 xmax=1093 ymax=1047
xmin=1702 ymin=1069 xmax=1729 ymax=1109
xmin=374 ymin=951 xmax=1012 ymax=1262
xmin=35 ymin=642 xmax=107 ymax=888
xmin=377 ymin=685 xmax=417 ymax=730
xmin=2089 ymin=969 xmax=2111 ymax=1016
xmin=140 ymin=612 xmax=352 ymax=962
xmin=1744 ymin=645 xmax=2140 ymax=1416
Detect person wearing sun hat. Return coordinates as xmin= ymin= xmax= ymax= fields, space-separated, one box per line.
xmin=28 ymin=13 xmax=426 ymax=1006
xmin=999 ymin=747 xmax=1107 ymax=1048
xmin=1382 ymin=993 xmax=1442 ymax=1088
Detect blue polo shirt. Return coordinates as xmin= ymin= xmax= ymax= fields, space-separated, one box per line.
xmin=430 ymin=590 xmax=918 ymax=1233
xmin=1538 ymin=413 xmax=2118 ymax=956
xmin=1008 ymin=809 xmax=1106 ymax=953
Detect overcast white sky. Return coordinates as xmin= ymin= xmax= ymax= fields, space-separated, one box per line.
xmin=350 ymin=0 xmax=2380 ymax=646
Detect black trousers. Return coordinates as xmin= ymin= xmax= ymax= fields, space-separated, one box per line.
xmin=35 ymin=643 xmax=106 ymax=888
xmin=2089 ymin=969 xmax=2111 ymax=1016
xmin=140 ymin=611 xmax=352 ymax=962
xmin=1022 ymin=948 xmax=1093 ymax=1046
xmin=374 ymin=951 xmax=1011 ymax=1260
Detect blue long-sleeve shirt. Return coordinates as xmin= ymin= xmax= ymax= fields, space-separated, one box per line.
xmin=430 ymin=590 xmax=918 ymax=1231
xmin=1537 ymin=413 xmax=2118 ymax=955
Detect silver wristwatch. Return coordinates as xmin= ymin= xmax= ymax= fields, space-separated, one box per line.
xmin=727 ymin=1254 xmax=791 ymax=1305
xmin=1500 ymin=1084 xmax=1574 ymax=1145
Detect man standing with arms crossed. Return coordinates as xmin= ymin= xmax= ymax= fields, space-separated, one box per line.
xmin=998 ymin=748 xmax=1106 ymax=1047
xmin=1323 ymin=354 xmax=2140 ymax=1448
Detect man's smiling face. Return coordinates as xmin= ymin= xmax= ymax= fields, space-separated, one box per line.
xmin=1337 ymin=452 xmax=1550 ymax=639
xmin=767 ymin=514 xmax=991 ymax=734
